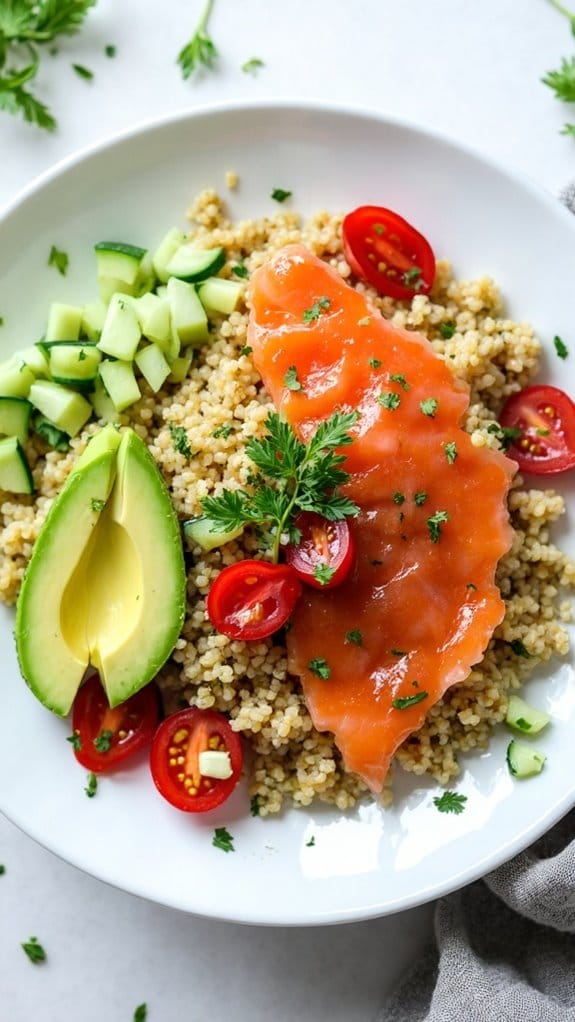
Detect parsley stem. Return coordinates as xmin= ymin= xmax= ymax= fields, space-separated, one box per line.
xmin=547 ymin=0 xmax=575 ymax=21
xmin=198 ymin=0 xmax=214 ymax=33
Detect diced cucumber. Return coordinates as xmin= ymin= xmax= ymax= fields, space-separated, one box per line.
xmin=152 ymin=227 xmax=187 ymax=284
xmin=132 ymin=293 xmax=172 ymax=344
xmin=198 ymin=276 xmax=243 ymax=315
xmin=32 ymin=415 xmax=70 ymax=452
xmin=98 ymin=276 xmax=135 ymax=304
xmin=48 ymin=343 xmax=102 ymax=386
xmin=0 ymin=361 xmax=36 ymax=398
xmin=133 ymin=251 xmax=156 ymax=296
xmin=506 ymin=740 xmax=546 ymax=779
xmin=90 ymin=377 xmax=118 ymax=423
xmin=167 ymin=277 xmax=209 ymax=347
xmin=134 ymin=343 xmax=171 ymax=393
xmin=29 ymin=380 xmax=92 ymax=437
xmin=0 ymin=397 xmax=32 ymax=443
xmin=166 ymin=244 xmax=225 ymax=283
xmin=45 ymin=302 xmax=83 ymax=342
xmin=19 ymin=345 xmax=50 ymax=378
xmin=167 ymin=351 xmax=193 ymax=384
xmin=94 ymin=241 xmax=148 ymax=286
xmin=98 ymin=360 xmax=141 ymax=412
xmin=81 ymin=301 xmax=107 ymax=341
xmin=0 ymin=436 xmax=34 ymax=494
xmin=505 ymin=695 xmax=550 ymax=735
xmin=97 ymin=294 xmax=141 ymax=361
xmin=183 ymin=516 xmax=244 ymax=552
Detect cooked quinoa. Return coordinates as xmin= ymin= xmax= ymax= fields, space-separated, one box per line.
xmin=1 ymin=189 xmax=573 ymax=815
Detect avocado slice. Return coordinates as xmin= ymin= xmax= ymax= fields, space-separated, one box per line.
xmin=16 ymin=426 xmax=186 ymax=715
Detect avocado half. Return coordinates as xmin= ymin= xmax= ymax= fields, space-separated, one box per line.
xmin=16 ymin=425 xmax=186 ymax=715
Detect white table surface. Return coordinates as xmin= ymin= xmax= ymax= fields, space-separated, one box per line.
xmin=1 ymin=1 xmax=573 ymax=1019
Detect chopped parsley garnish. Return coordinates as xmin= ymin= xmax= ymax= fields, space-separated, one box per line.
xmin=439 ymin=321 xmax=456 ymax=339
xmin=308 ymin=657 xmax=331 ymax=679
xmin=390 ymin=648 xmax=407 ymax=657
xmin=302 ymin=296 xmax=330 ymax=323
xmin=201 ymin=410 xmax=359 ymax=563
xmin=271 ymin=187 xmax=292 ymax=202
xmin=78 ymin=349 xmax=86 ymax=361
xmin=169 ymin=424 xmax=193 ymax=458
xmin=345 ymin=629 xmax=363 ymax=646
xmin=213 ymin=826 xmax=235 ymax=852
xmin=250 ymin=795 xmax=261 ymax=817
xmin=133 ymin=1006 xmax=147 ymax=1022
xmin=284 ymin=365 xmax=302 ymax=391
xmin=542 ymin=53 xmax=575 ymax=102
xmin=72 ymin=63 xmax=94 ymax=80
xmin=403 ymin=266 xmax=422 ymax=287
xmin=414 ymin=491 xmax=427 ymax=506
xmin=33 ymin=416 xmax=69 ymax=452
xmin=427 ymin=510 xmax=449 ymax=543
xmin=91 ymin=498 xmax=106 ymax=513
xmin=306 ymin=836 xmax=316 ymax=847
xmin=213 ymin=424 xmax=233 ymax=439
xmin=85 ymin=772 xmax=98 ymax=798
xmin=392 ymin=690 xmax=428 ymax=710
xmin=48 ymin=245 xmax=69 ymax=276
xmin=313 ymin=562 xmax=336 ymax=586
xmin=240 ymin=345 xmax=253 ymax=356
xmin=486 ymin=422 xmax=522 ymax=449
xmin=444 ymin=441 xmax=458 ymax=464
xmin=105 ymin=44 xmax=117 ymax=58
xmin=420 ymin=397 xmax=438 ymax=417
xmin=177 ymin=0 xmax=218 ymax=79
xmin=390 ymin=373 xmax=410 ymax=391
xmin=378 ymin=391 xmax=401 ymax=410
xmin=433 ymin=791 xmax=467 ymax=815
xmin=514 ymin=717 xmax=533 ymax=732
xmin=0 ymin=317 xmax=4 ymax=327
xmin=242 ymin=57 xmax=264 ymax=74
xmin=553 ymin=335 xmax=569 ymax=359
xmin=232 ymin=262 xmax=249 ymax=279
xmin=0 ymin=865 xmax=5 ymax=875
xmin=369 ymin=357 xmax=382 ymax=368
xmin=509 ymin=639 xmax=532 ymax=658
xmin=21 ymin=937 xmax=46 ymax=964
xmin=93 ymin=729 xmax=114 ymax=753
xmin=393 ymin=491 xmax=405 ymax=505
xmin=67 ymin=731 xmax=82 ymax=751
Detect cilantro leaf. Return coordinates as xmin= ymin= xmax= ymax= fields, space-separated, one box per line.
xmin=21 ymin=937 xmax=46 ymax=964
xmin=48 ymin=245 xmax=69 ymax=275
xmin=392 ymin=690 xmax=428 ymax=709
xmin=308 ymin=657 xmax=331 ymax=679
xmin=177 ymin=0 xmax=218 ymax=79
xmin=433 ymin=791 xmax=467 ymax=815
xmin=213 ymin=826 xmax=234 ymax=852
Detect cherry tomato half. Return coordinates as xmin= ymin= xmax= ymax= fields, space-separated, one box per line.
xmin=71 ymin=673 xmax=159 ymax=773
xmin=207 ymin=559 xmax=302 ymax=640
xmin=150 ymin=707 xmax=243 ymax=813
xmin=499 ymin=385 xmax=575 ymax=475
xmin=342 ymin=205 xmax=436 ymax=301
xmin=285 ymin=512 xmax=354 ymax=589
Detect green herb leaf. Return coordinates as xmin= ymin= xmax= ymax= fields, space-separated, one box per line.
xmin=271 ymin=187 xmax=292 ymax=202
xmin=414 ymin=491 xmax=427 ymax=506
xmin=0 ymin=864 xmax=5 ymax=875
xmin=542 ymin=54 xmax=575 ymax=101
xmin=213 ymin=424 xmax=233 ymax=439
xmin=91 ymin=498 xmax=106 ymax=513
xmin=242 ymin=57 xmax=264 ymax=74
xmin=514 ymin=717 xmax=532 ymax=732
xmin=403 ymin=266 xmax=422 ymax=287
xmin=561 ymin=122 xmax=575 ymax=135
xmin=369 ymin=357 xmax=382 ymax=368
xmin=67 ymin=731 xmax=81 ymax=751
xmin=284 ymin=365 xmax=302 ymax=391
xmin=313 ymin=562 xmax=336 ymax=586
xmin=169 ymin=424 xmax=192 ymax=458
xmin=509 ymin=639 xmax=532 ymax=658
xmin=105 ymin=44 xmax=117 ymax=58
xmin=553 ymin=334 xmax=569 ymax=359
xmin=392 ymin=491 xmax=405 ymax=505
xmin=93 ymin=729 xmax=113 ymax=753
xmin=302 ymin=296 xmax=330 ymax=323
xmin=250 ymin=795 xmax=261 ymax=817
xmin=72 ymin=62 xmax=93 ymax=80
xmin=306 ymin=836 xmax=316 ymax=847
xmin=345 ymin=629 xmax=363 ymax=646
xmin=433 ymin=790 xmax=467 ymax=814
xmin=85 ymin=772 xmax=97 ymax=798
xmin=232 ymin=262 xmax=249 ymax=279
xmin=427 ymin=510 xmax=449 ymax=543
xmin=444 ymin=441 xmax=458 ymax=464
xmin=439 ymin=321 xmax=456 ymax=339
xmin=392 ymin=690 xmax=428 ymax=710
xmin=390 ymin=373 xmax=410 ymax=391
xmin=240 ymin=345 xmax=253 ymax=356
xmin=33 ymin=415 xmax=69 ymax=451
xmin=486 ymin=422 xmax=522 ymax=450
xmin=48 ymin=245 xmax=69 ymax=276
xmin=21 ymin=937 xmax=46 ymax=964
xmin=133 ymin=1006 xmax=147 ymax=1022
xmin=420 ymin=397 xmax=438 ymax=417
xmin=177 ymin=0 xmax=218 ymax=79
xmin=308 ymin=657 xmax=331 ymax=679
xmin=213 ymin=826 xmax=235 ymax=852
xmin=390 ymin=648 xmax=407 ymax=657
xmin=378 ymin=391 xmax=401 ymax=410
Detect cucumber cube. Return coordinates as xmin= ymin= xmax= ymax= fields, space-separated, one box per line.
xmin=133 ymin=293 xmax=172 ymax=344
xmin=0 ymin=360 xmax=36 ymax=398
xmin=134 ymin=344 xmax=171 ymax=393
xmin=29 ymin=380 xmax=92 ymax=437
xmin=95 ymin=242 xmax=148 ymax=286
xmin=49 ymin=343 xmax=102 ymax=384
xmin=19 ymin=345 xmax=50 ymax=378
xmin=81 ymin=301 xmax=107 ymax=341
xmin=98 ymin=360 xmax=141 ymax=412
xmin=90 ymin=377 xmax=119 ymax=423
xmin=0 ymin=436 xmax=34 ymax=494
xmin=97 ymin=294 xmax=141 ymax=361
xmin=152 ymin=227 xmax=187 ymax=284
xmin=167 ymin=351 xmax=193 ymax=384
xmin=0 ymin=396 xmax=32 ymax=443
xmin=166 ymin=244 xmax=225 ymax=283
xmin=45 ymin=302 xmax=83 ymax=342
xmin=198 ymin=277 xmax=243 ymax=315
xmin=167 ymin=277 xmax=209 ymax=347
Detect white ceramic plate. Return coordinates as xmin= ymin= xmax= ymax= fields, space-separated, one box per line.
xmin=1 ymin=103 xmax=574 ymax=925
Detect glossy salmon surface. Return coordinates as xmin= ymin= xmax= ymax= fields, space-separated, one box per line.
xmin=248 ymin=245 xmax=515 ymax=791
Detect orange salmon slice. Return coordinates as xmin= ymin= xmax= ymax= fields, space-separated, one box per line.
xmin=248 ymin=244 xmax=515 ymax=792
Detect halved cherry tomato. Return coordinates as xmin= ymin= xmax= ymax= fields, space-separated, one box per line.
xmin=499 ymin=385 xmax=575 ymax=474
xmin=71 ymin=673 xmax=159 ymax=773
xmin=342 ymin=205 xmax=436 ymax=301
xmin=285 ymin=512 xmax=354 ymax=589
xmin=150 ymin=707 xmax=242 ymax=813
xmin=207 ymin=559 xmax=302 ymax=640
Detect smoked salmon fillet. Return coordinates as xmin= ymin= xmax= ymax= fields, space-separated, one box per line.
xmin=248 ymin=244 xmax=516 ymax=792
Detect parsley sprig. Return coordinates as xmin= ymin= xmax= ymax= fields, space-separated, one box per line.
xmin=0 ymin=0 xmax=96 ymax=131
xmin=201 ymin=410 xmax=359 ymax=562
xmin=544 ymin=0 xmax=575 ymax=134
xmin=177 ymin=0 xmax=218 ymax=80
xmin=433 ymin=790 xmax=467 ymax=814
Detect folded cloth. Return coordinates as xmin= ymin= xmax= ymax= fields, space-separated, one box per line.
xmin=377 ymin=812 xmax=575 ymax=1022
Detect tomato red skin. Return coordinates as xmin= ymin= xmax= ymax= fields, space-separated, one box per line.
xmin=207 ymin=559 xmax=302 ymax=640
xmin=499 ymin=385 xmax=575 ymax=475
xmin=342 ymin=205 xmax=436 ymax=301
xmin=72 ymin=674 xmax=159 ymax=773
xmin=150 ymin=708 xmax=243 ymax=813
xmin=285 ymin=513 xmax=354 ymax=589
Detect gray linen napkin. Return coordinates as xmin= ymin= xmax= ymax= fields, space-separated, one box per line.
xmin=377 ymin=812 xmax=575 ymax=1022
xmin=378 ymin=187 xmax=575 ymax=1022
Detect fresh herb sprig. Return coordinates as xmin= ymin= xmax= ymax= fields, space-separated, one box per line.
xmin=201 ymin=410 xmax=359 ymax=562
xmin=0 ymin=0 xmax=97 ymax=131
xmin=177 ymin=0 xmax=218 ymax=80
xmin=543 ymin=0 xmax=575 ymax=134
